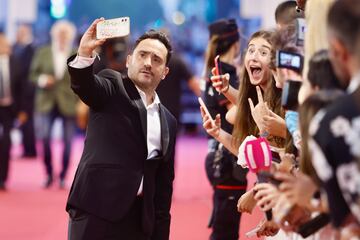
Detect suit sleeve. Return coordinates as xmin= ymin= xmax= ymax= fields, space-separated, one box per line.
xmin=29 ymin=47 xmax=43 ymax=86
xmin=151 ymin=119 xmax=177 ymax=240
xmin=67 ymin=54 xmax=120 ymax=110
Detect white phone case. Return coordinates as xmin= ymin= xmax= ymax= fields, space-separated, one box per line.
xmin=96 ymin=17 xmax=130 ymax=39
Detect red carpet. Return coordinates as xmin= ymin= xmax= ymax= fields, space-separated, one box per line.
xmin=0 ymin=135 xmax=263 ymax=239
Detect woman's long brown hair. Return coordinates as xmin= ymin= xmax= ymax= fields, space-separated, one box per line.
xmin=231 ymin=30 xmax=284 ymax=148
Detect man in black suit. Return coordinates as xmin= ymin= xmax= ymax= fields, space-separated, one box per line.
xmin=66 ymin=18 xmax=177 ymax=240
xmin=0 ymin=33 xmax=27 ymax=190
xmin=12 ymin=24 xmax=37 ymax=158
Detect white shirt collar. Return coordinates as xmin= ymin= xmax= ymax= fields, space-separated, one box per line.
xmin=347 ymin=71 xmax=360 ymax=94
xmin=135 ymin=86 xmax=160 ymax=109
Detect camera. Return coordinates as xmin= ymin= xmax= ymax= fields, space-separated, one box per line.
xmin=297 ymin=213 xmax=330 ymax=238
xmin=281 ymin=80 xmax=302 ymax=110
xmin=295 ymin=18 xmax=306 ymax=46
xmin=276 ymin=50 xmax=304 ymax=74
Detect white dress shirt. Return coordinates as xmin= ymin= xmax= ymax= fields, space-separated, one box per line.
xmin=0 ymin=54 xmax=12 ymax=106
xmin=69 ymin=55 xmax=162 ymax=195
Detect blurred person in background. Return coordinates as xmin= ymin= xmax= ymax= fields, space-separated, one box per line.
xmin=30 ymin=20 xmax=78 ymax=189
xmin=93 ymin=37 xmax=129 ymax=74
xmin=308 ymin=0 xmax=360 ymax=237
xmin=12 ymin=23 xmax=37 ymax=158
xmin=297 ymin=0 xmax=336 ymax=104
xmin=202 ymin=18 xmax=248 ymax=240
xmin=0 ymin=33 xmax=28 ymax=190
xmin=274 ymin=0 xmax=304 ymax=29
xmin=157 ymin=28 xmax=200 ymax=124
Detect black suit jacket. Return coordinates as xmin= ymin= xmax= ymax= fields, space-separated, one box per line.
xmin=66 ymin=55 xmax=177 ymax=239
xmin=1 ymin=54 xmax=26 ymax=116
xmin=12 ymin=43 xmax=36 ymax=114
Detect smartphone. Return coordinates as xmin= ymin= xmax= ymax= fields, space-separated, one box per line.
xmin=198 ymin=97 xmax=215 ymax=126
xmin=245 ymin=225 xmax=261 ymax=238
xmin=96 ymin=17 xmax=130 ymax=39
xmin=271 ymin=150 xmax=281 ymax=163
xmin=276 ymin=50 xmax=303 ymax=74
xmin=214 ymin=55 xmax=221 ymax=76
xmin=281 ymin=80 xmax=302 ymax=110
xmin=257 ymin=171 xmax=282 ymax=187
xmin=297 ymin=213 xmax=330 ymax=238
xmin=296 ymin=18 xmax=306 ymax=47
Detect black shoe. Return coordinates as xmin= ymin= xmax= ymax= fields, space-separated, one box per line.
xmin=22 ymin=153 xmax=37 ymax=158
xmin=43 ymin=176 xmax=53 ymax=188
xmin=0 ymin=181 xmax=6 ymax=191
xmin=59 ymin=179 xmax=65 ymax=189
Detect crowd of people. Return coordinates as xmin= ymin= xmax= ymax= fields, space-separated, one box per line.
xmin=0 ymin=0 xmax=359 ymax=239
xmin=201 ymin=0 xmax=360 ymax=239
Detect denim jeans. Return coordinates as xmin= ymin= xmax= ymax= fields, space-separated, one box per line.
xmin=38 ymin=105 xmax=75 ymax=180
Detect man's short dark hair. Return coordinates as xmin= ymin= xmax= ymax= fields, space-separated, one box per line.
xmin=275 ymin=0 xmax=304 ymax=25
xmin=134 ymin=29 xmax=172 ymax=66
xmin=328 ymin=0 xmax=360 ymax=59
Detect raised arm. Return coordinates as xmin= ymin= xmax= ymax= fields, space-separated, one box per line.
xmin=210 ymin=67 xmax=238 ymax=105
xmin=68 ymin=18 xmax=119 ymax=109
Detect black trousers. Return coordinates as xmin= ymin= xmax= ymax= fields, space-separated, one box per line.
xmin=20 ymin=113 xmax=37 ymax=157
xmin=68 ymin=197 xmax=150 ymax=240
xmin=0 ymin=106 xmax=13 ymax=183
xmin=209 ymin=189 xmax=246 ymax=240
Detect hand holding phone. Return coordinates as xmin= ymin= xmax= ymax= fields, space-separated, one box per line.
xmin=96 ymin=17 xmax=130 ymax=39
xmin=198 ymin=97 xmax=216 ymax=126
xmin=245 ymin=225 xmax=261 ymax=238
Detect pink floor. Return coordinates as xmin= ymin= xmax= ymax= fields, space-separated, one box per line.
xmin=0 ymin=135 xmax=263 ymax=239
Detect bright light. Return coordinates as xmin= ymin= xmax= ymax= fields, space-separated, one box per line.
xmin=172 ymin=11 xmax=185 ymax=25
xmin=50 ymin=0 xmax=67 ymax=19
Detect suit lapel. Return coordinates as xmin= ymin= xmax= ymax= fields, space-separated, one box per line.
xmin=159 ymin=104 xmax=170 ymax=157
xmin=133 ymin=96 xmax=147 ymax=143
xmin=123 ymin=77 xmax=148 ymax=148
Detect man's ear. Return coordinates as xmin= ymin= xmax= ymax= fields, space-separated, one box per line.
xmin=126 ymin=55 xmax=131 ymax=68
xmin=331 ymin=38 xmax=349 ymax=63
xmin=162 ymin=67 xmax=169 ymax=80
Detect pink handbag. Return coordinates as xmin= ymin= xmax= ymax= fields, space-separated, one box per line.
xmin=244 ymin=137 xmax=272 ymax=173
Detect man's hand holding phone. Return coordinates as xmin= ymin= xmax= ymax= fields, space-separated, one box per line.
xmin=78 ymin=17 xmax=130 ymax=58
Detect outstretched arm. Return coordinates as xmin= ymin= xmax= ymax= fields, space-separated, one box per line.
xmin=68 ymin=18 xmax=119 ymax=109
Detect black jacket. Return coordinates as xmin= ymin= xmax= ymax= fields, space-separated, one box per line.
xmin=66 ymin=55 xmax=177 ymax=239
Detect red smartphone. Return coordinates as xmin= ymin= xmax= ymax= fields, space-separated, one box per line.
xmin=214 ymin=55 xmax=221 ymax=76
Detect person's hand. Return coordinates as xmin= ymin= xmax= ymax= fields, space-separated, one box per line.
xmin=254 ymin=183 xmax=280 ymax=212
xmin=237 ymin=189 xmax=256 ymax=214
xmin=276 ymin=152 xmax=295 ymax=173
xmin=78 ymin=18 xmax=107 ymax=57
xmin=210 ymin=67 xmax=230 ymax=94
xmin=248 ymin=86 xmax=269 ymax=134
xmin=277 ymin=203 xmax=311 ymax=232
xmin=200 ymin=106 xmax=220 ymax=139
xmin=256 ymin=218 xmax=280 ymax=237
xmin=263 ymin=110 xmax=287 ymax=138
xmin=275 ymin=171 xmax=318 ymax=208
xmin=340 ymin=219 xmax=360 ymax=240
xmin=16 ymin=111 xmax=28 ymax=125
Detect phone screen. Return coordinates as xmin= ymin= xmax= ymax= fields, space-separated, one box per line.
xmin=276 ymin=50 xmax=303 ymax=73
